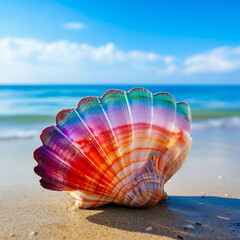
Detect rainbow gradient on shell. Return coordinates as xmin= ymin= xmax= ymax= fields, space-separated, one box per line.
xmin=34 ymin=87 xmax=192 ymax=208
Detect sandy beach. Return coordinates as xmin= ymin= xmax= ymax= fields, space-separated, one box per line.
xmin=1 ymin=128 xmax=240 ymax=240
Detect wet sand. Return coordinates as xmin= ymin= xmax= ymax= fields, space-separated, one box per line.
xmin=0 ymin=128 xmax=240 ymax=239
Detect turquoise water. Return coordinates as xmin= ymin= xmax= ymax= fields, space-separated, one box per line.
xmin=0 ymin=85 xmax=240 ymax=140
xmin=0 ymin=85 xmax=240 ymax=116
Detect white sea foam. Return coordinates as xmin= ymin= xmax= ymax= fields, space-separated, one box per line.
xmin=192 ymin=116 xmax=240 ymax=130
xmin=0 ymin=129 xmax=40 ymax=140
xmin=0 ymin=116 xmax=240 ymax=141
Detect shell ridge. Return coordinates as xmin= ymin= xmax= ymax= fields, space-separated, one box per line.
xmin=127 ymin=87 xmax=151 ymax=95
xmin=134 ymin=169 xmax=160 ymax=207
xmin=76 ymin=97 xmax=121 ymax=165
xmin=162 ymin=132 xmax=191 ymax=182
xmin=153 ymin=91 xmax=175 ymax=100
xmin=35 ymin=166 xmax=69 ymax=191
xmin=34 ymin=146 xmax=107 ymax=193
xmin=110 ymin=88 xmax=153 ymax=204
xmin=120 ymin=90 xmax=135 ymax=184
xmin=98 ymin=97 xmax=122 ymax=156
xmin=112 ymin=162 xmax=149 ymax=204
xmin=150 ymin=93 xmax=177 ymax=178
xmin=57 ymin=109 xmax=117 ymax=180
xmin=171 ymin=102 xmax=177 ymax=132
xmin=152 ymin=92 xmax=176 ymax=132
xmin=125 ymin=90 xmax=135 ymax=155
xmin=149 ymin=92 xmax=154 ymax=137
xmin=101 ymin=88 xmax=122 ymax=99
xmin=39 ymin=179 xmax=64 ymax=191
xmin=73 ymin=109 xmax=114 ymax=165
xmin=35 ymin=145 xmax=110 ymax=192
xmin=56 ymin=90 xmax=176 ymax=126
xmin=77 ymin=96 xmax=98 ymax=110
xmin=169 ymin=93 xmax=177 ymax=133
xmin=93 ymin=97 xmax=125 ymax=206
xmin=76 ymin=96 xmax=130 ymax=193
xmin=164 ymin=139 xmax=191 ymax=183
xmin=71 ymin=109 xmax=119 ymax=172
xmin=100 ymin=90 xmax=136 ymax=201
xmin=57 ymin=109 xmax=123 ymax=193
xmin=40 ymin=125 xmax=121 ymax=196
xmin=126 ymin=88 xmax=154 ymax=180
xmin=121 ymin=158 xmax=164 ymax=207
xmin=34 ymin=147 xmax=83 ymax=191
xmin=175 ymin=102 xmax=192 ymax=134
xmin=124 ymin=89 xmax=137 ymax=194
xmin=56 ymin=108 xmax=74 ymax=124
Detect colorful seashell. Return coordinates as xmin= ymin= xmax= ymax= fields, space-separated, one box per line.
xmin=34 ymin=87 xmax=192 ymax=208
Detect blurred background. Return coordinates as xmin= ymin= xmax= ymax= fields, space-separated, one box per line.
xmin=0 ymin=1 xmax=240 ymax=183
xmin=0 ymin=0 xmax=240 ymax=139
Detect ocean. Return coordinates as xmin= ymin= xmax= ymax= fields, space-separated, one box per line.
xmin=0 ymin=85 xmax=240 ymax=140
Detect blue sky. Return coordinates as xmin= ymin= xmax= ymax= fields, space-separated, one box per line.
xmin=0 ymin=0 xmax=240 ymax=84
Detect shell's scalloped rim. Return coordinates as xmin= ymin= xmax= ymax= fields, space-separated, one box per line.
xmin=101 ymin=88 xmax=124 ymax=99
xmin=153 ymin=91 xmax=175 ymax=98
xmin=33 ymin=146 xmax=41 ymax=164
xmin=54 ymin=86 xmax=190 ymax=129
xmin=77 ymin=96 xmax=99 ymax=109
xmin=127 ymin=87 xmax=151 ymax=94
xmin=40 ymin=125 xmax=54 ymax=142
xmin=56 ymin=108 xmax=74 ymax=124
xmin=176 ymin=101 xmax=191 ymax=109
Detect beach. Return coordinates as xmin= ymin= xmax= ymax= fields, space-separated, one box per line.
xmin=1 ymin=127 xmax=240 ymax=240
xmin=0 ymin=85 xmax=240 ymax=239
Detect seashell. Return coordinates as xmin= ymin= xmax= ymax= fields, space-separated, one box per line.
xmin=34 ymin=87 xmax=192 ymax=208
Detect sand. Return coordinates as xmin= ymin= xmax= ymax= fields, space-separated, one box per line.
xmin=0 ymin=128 xmax=240 ymax=240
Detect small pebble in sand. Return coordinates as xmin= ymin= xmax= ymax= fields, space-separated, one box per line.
xmin=229 ymin=223 xmax=240 ymax=231
xmin=29 ymin=231 xmax=38 ymax=236
xmin=9 ymin=233 xmax=15 ymax=237
xmin=176 ymin=234 xmax=184 ymax=239
xmin=194 ymin=222 xmax=202 ymax=226
xmin=75 ymin=201 xmax=81 ymax=208
xmin=145 ymin=226 xmax=153 ymax=231
xmin=74 ymin=201 xmax=87 ymax=209
xmin=183 ymin=224 xmax=195 ymax=231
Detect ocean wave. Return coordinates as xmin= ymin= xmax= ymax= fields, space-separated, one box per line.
xmin=1 ymin=85 xmax=240 ymax=115
xmin=0 ymin=116 xmax=240 ymax=141
xmin=192 ymin=116 xmax=240 ymax=130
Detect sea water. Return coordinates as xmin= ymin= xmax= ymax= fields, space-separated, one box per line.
xmin=0 ymin=85 xmax=240 ymax=140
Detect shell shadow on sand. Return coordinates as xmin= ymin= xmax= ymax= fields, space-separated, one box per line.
xmin=86 ymin=196 xmax=240 ymax=239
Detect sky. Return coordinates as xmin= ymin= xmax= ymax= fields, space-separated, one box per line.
xmin=0 ymin=0 xmax=240 ymax=85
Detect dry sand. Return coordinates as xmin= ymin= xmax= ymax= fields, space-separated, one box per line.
xmin=0 ymin=128 xmax=240 ymax=240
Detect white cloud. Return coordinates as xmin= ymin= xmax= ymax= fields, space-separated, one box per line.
xmin=2 ymin=37 xmax=239 ymax=84
xmin=184 ymin=46 xmax=240 ymax=74
xmin=0 ymin=38 xmax=174 ymax=64
xmin=158 ymin=64 xmax=176 ymax=75
xmin=63 ymin=22 xmax=85 ymax=30
xmin=0 ymin=37 xmax=175 ymax=84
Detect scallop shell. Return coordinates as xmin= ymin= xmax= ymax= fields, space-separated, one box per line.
xmin=34 ymin=87 xmax=192 ymax=208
